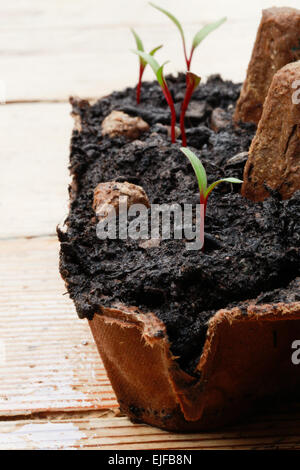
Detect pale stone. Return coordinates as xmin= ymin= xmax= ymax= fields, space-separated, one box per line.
xmin=93 ymin=181 xmax=150 ymax=220
xmin=101 ymin=110 xmax=149 ymax=139
xmin=211 ymin=107 xmax=231 ymax=132
xmin=139 ymin=238 xmax=161 ymax=249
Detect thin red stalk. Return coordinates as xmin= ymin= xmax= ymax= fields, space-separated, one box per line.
xmin=187 ymin=47 xmax=195 ymax=71
xmin=162 ymin=83 xmax=176 ymax=143
xmin=136 ymin=64 xmax=145 ymax=104
xmin=200 ymin=193 xmax=207 ymax=252
xmin=182 ymin=37 xmax=190 ymax=71
xmin=200 ymin=193 xmax=207 ymax=213
xmin=180 ymin=81 xmax=195 ymax=147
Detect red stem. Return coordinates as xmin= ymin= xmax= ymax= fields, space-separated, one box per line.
xmin=136 ymin=65 xmax=145 ymax=104
xmin=182 ymin=38 xmax=190 ymax=71
xmin=200 ymin=194 xmax=207 ymax=215
xmin=162 ymin=84 xmax=176 ymax=143
xmin=180 ymin=79 xmax=195 ymax=147
xmin=187 ymin=47 xmax=194 ymax=71
xmin=200 ymin=194 xmax=207 ymax=252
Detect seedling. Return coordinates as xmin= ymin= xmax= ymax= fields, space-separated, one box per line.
xmin=180 ymin=147 xmax=242 ymax=243
xmin=133 ymin=50 xmax=177 ymax=143
xmin=180 ymin=72 xmax=201 ymax=147
xmin=131 ymin=29 xmax=162 ymax=104
xmin=149 ymin=3 xmax=226 ymax=71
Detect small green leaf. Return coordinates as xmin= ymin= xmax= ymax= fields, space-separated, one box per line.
xmin=180 ymin=147 xmax=207 ymax=196
xmin=149 ymin=44 xmax=163 ymax=56
xmin=131 ymin=29 xmax=146 ymax=66
xmin=131 ymin=29 xmax=145 ymax=52
xmin=157 ymin=61 xmax=169 ymax=87
xmin=133 ymin=50 xmax=167 ymax=87
xmin=205 ymin=177 xmax=243 ymax=198
xmin=133 ymin=50 xmax=159 ymax=74
xmin=192 ymin=17 xmax=227 ymax=50
xmin=149 ymin=2 xmax=185 ymax=42
xmin=181 ymin=147 xmax=242 ymax=201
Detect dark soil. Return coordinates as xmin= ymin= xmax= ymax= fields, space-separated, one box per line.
xmin=58 ymin=74 xmax=300 ymax=375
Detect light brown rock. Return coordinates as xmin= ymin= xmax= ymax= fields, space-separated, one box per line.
xmin=167 ymin=125 xmax=181 ymax=140
xmin=139 ymin=238 xmax=161 ymax=249
xmin=93 ymin=181 xmax=150 ymax=220
xmin=101 ymin=110 xmax=149 ymax=139
xmin=211 ymin=107 xmax=231 ymax=132
xmin=242 ymin=61 xmax=300 ymax=202
xmin=235 ymin=7 xmax=300 ymax=125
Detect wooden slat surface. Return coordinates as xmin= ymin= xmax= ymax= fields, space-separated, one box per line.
xmin=0 ymin=236 xmax=118 ymax=416
xmin=1 ymin=0 xmax=300 ymax=450
xmin=1 ymin=0 xmax=299 ymax=102
xmin=0 ymin=103 xmax=72 ymax=238
xmin=1 ymin=410 xmax=300 ymax=450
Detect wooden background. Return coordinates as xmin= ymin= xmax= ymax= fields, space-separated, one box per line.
xmin=1 ymin=0 xmax=300 ymax=450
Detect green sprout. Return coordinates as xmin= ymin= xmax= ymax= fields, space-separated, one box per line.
xmin=131 ymin=28 xmax=162 ymax=104
xmin=133 ymin=50 xmax=177 ymax=143
xmin=180 ymin=147 xmax=242 ymax=242
xmin=149 ymin=3 xmax=226 ymax=71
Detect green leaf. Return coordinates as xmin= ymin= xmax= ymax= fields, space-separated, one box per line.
xmin=133 ymin=50 xmax=168 ymax=87
xmin=131 ymin=29 xmax=146 ymax=66
xmin=133 ymin=50 xmax=159 ymax=74
xmin=180 ymin=147 xmax=207 ymax=196
xmin=192 ymin=17 xmax=227 ymax=50
xmin=157 ymin=61 xmax=169 ymax=88
xmin=149 ymin=2 xmax=185 ymax=42
xmin=130 ymin=28 xmax=144 ymax=52
xmin=131 ymin=29 xmax=162 ymax=68
xmin=205 ymin=177 xmax=243 ymax=198
xmin=149 ymin=44 xmax=163 ymax=56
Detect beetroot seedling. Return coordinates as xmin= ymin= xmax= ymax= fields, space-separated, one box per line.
xmin=180 ymin=147 xmax=242 ymax=245
xmin=149 ymin=3 xmax=226 ymax=71
xmin=133 ymin=50 xmax=177 ymax=143
xmin=180 ymin=72 xmax=201 ymax=147
xmin=131 ymin=29 xmax=162 ymax=104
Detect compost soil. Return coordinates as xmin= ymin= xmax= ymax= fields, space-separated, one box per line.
xmin=58 ymin=74 xmax=300 ymax=375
